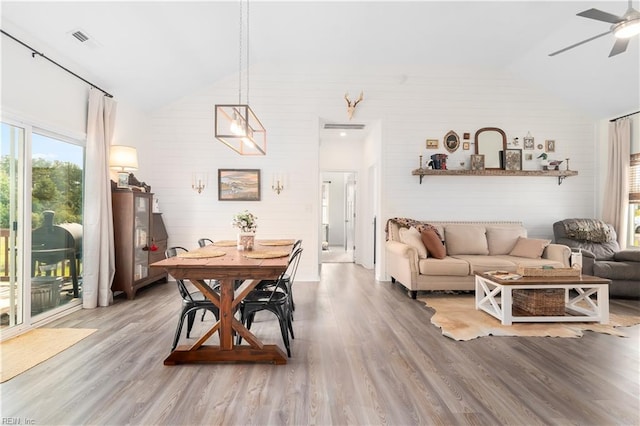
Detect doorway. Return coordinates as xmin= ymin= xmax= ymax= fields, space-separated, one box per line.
xmin=321 ymin=171 xmax=356 ymax=263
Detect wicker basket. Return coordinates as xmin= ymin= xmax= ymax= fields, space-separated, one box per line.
xmin=516 ymin=266 xmax=580 ymax=277
xmin=512 ymin=288 xmax=565 ymax=316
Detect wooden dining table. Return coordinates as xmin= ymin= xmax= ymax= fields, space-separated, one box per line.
xmin=150 ymin=239 xmax=295 ymax=365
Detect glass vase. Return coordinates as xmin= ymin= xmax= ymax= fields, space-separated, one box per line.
xmin=237 ymin=232 xmax=255 ymax=251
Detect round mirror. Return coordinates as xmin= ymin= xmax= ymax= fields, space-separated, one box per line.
xmin=444 ymin=130 xmax=460 ymax=153
xmin=475 ymin=127 xmax=506 ymax=169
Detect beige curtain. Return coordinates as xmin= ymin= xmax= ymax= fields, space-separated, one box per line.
xmin=83 ymin=89 xmax=117 ymax=308
xmin=602 ymin=117 xmax=631 ymax=248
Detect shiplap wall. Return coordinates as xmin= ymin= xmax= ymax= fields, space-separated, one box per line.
xmin=144 ymin=63 xmax=597 ymax=281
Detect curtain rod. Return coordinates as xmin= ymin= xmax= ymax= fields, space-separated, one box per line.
xmin=610 ymin=110 xmax=639 ymax=122
xmin=1 ymin=29 xmax=113 ymax=98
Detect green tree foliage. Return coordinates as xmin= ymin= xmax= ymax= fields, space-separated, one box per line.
xmin=0 ymin=156 xmax=83 ymax=229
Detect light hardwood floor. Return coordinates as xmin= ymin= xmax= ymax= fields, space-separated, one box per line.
xmin=2 ymin=263 xmax=639 ymax=425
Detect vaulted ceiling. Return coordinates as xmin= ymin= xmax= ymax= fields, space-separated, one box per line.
xmin=2 ymin=1 xmax=638 ymax=119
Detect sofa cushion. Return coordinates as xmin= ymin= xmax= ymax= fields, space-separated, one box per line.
xmin=421 ymin=228 xmax=446 ymax=259
xmin=444 ymin=225 xmax=488 ymax=255
xmin=494 ymin=255 xmax=565 ymax=269
xmin=594 ymin=260 xmax=640 ymax=280
xmin=418 ymin=257 xmax=470 ymax=276
xmin=614 ymin=249 xmax=640 ymax=262
xmin=399 ymin=226 xmax=427 ymax=258
xmin=453 ymin=255 xmax=518 ymax=274
xmin=486 ymin=226 xmax=527 ymax=255
xmin=509 ymin=237 xmax=550 ymax=259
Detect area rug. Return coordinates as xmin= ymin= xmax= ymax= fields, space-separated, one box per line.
xmin=420 ymin=295 xmax=640 ymax=341
xmin=0 ymin=328 xmax=97 ymax=382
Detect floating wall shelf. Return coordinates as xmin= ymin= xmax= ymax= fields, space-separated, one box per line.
xmin=412 ymin=169 xmax=578 ymax=185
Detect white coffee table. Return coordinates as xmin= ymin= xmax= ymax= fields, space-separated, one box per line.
xmin=475 ymin=273 xmax=610 ymax=325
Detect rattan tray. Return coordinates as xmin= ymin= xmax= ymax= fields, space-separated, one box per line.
xmin=177 ymin=250 xmax=226 ymax=259
xmin=258 ymin=239 xmax=295 ymax=246
xmin=243 ymin=250 xmax=289 ymax=259
xmin=212 ymin=240 xmax=237 ymax=247
xmin=516 ymin=266 xmax=580 ymax=277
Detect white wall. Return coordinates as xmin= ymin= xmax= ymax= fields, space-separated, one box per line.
xmin=145 ymin=63 xmax=599 ymax=281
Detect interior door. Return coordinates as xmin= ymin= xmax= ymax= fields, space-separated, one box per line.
xmin=345 ymin=175 xmax=356 ymax=256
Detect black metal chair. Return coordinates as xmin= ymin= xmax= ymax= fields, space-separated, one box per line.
xmin=197 ymin=238 xmax=214 ymax=247
xmin=236 ymin=247 xmax=303 ymax=357
xmin=255 ymin=240 xmax=302 ymax=312
xmin=165 ymin=246 xmax=220 ymax=351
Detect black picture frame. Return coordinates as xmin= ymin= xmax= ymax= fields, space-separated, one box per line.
xmin=218 ymin=169 xmax=261 ymax=201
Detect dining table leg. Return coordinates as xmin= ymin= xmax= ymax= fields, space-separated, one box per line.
xmin=163 ymin=277 xmax=287 ymax=365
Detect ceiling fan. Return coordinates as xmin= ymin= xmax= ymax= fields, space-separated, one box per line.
xmin=549 ymin=0 xmax=640 ymax=57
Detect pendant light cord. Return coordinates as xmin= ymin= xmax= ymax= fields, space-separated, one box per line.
xmin=237 ymin=0 xmax=251 ymax=105
xmin=238 ymin=0 xmax=243 ymax=105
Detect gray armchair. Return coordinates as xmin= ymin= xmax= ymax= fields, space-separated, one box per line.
xmin=553 ymin=219 xmax=640 ymax=298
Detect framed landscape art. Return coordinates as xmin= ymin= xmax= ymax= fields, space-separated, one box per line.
xmin=218 ymin=169 xmax=261 ymax=201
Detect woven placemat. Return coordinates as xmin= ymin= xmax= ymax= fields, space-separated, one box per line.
xmin=213 ymin=240 xmax=237 ymax=247
xmin=243 ymin=250 xmax=289 ymax=259
xmin=258 ymin=239 xmax=295 ymax=246
xmin=177 ymin=250 xmax=226 ymax=259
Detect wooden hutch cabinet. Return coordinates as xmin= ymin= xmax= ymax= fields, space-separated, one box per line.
xmin=112 ymin=190 xmax=168 ymax=299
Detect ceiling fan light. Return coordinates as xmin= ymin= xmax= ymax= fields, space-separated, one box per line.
xmin=614 ymin=19 xmax=640 ymax=38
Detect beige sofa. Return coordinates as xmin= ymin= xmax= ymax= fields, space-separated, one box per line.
xmin=385 ymin=219 xmax=571 ymax=298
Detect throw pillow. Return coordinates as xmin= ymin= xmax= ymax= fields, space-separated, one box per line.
xmin=399 ymin=227 xmax=428 ymax=258
xmin=421 ymin=228 xmax=446 ymax=259
xmin=486 ymin=226 xmax=527 ymax=255
xmin=444 ymin=225 xmax=489 ymax=255
xmin=509 ymin=237 xmax=551 ymax=259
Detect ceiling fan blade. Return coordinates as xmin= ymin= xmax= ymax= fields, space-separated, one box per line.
xmin=548 ymin=31 xmax=612 ymax=56
xmin=609 ymin=37 xmax=630 ymax=56
xmin=577 ymin=8 xmax=623 ymax=24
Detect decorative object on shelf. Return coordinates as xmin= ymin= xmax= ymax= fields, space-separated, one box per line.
xmin=272 ymin=173 xmax=284 ymax=194
xmin=548 ymin=160 xmax=563 ymax=171
xmin=214 ymin=0 xmax=266 ymax=156
xmin=443 ymin=130 xmax=460 ymax=153
xmin=463 ymin=132 xmax=470 ymax=140
xmin=537 ymin=143 xmax=544 ymax=149
xmin=127 ymin=173 xmax=150 ymax=192
xmin=523 ymin=132 xmax=534 ymax=150
xmin=419 ymin=155 xmax=423 ymax=170
xmin=233 ymin=210 xmax=257 ymax=251
xmin=566 ymin=158 xmax=571 ymax=171
xmin=525 ymin=153 xmax=533 ymax=161
xmin=537 ymin=152 xmax=549 ymax=169
xmin=475 ymin=127 xmax=506 ymax=170
xmin=344 ymin=91 xmax=363 ymax=120
xmin=109 ymin=145 xmax=138 ymax=189
xmin=463 ymin=142 xmax=470 ymax=150
xmin=218 ymin=169 xmax=261 ymax=201
xmin=191 ymin=173 xmax=207 ymax=194
xmin=430 ymin=154 xmax=448 ymax=170
xmin=426 ymin=139 xmax=438 ymax=149
xmin=511 ymin=137 xmax=520 ymax=147
xmin=471 ymin=154 xmax=485 ymax=171
xmin=546 ymin=140 xmax=556 ymax=152
xmin=504 ymin=149 xmax=522 ymax=171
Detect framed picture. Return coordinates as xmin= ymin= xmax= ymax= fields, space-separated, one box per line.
xmin=463 ymin=132 xmax=470 ymax=140
xmin=426 ymin=139 xmax=439 ymax=149
xmin=218 ymin=169 xmax=261 ymax=201
xmin=545 ymin=140 xmax=556 ymax=153
xmin=117 ymin=172 xmax=129 ymax=189
xmin=504 ymin=149 xmax=522 ymax=171
xmin=523 ymin=136 xmax=534 ymax=150
xmin=525 ymin=153 xmax=533 ymax=161
xmin=463 ymin=142 xmax=470 ymax=150
xmin=470 ymin=154 xmax=485 ymax=171
xmin=444 ymin=130 xmax=460 ymax=153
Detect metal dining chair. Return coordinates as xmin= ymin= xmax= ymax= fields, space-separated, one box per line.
xmin=165 ymin=246 xmax=220 ymax=351
xmin=236 ymin=247 xmax=303 ymax=357
xmin=197 ymin=238 xmax=214 ymax=247
xmin=255 ymin=240 xmax=302 ymax=312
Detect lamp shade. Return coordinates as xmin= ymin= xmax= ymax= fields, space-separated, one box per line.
xmin=630 ymin=153 xmax=640 ymax=203
xmin=215 ymin=105 xmax=267 ymax=155
xmin=109 ymin=145 xmax=139 ymax=171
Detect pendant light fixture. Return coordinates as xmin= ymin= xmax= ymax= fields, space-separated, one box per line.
xmin=215 ymin=0 xmax=266 ymax=155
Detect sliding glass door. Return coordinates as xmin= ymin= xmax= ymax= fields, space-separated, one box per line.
xmin=1 ymin=121 xmax=84 ymax=333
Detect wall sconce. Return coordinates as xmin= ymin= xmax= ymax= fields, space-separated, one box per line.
xmin=109 ymin=145 xmax=138 ymax=189
xmin=272 ymin=173 xmax=285 ymax=195
xmin=192 ymin=173 xmax=207 ymax=194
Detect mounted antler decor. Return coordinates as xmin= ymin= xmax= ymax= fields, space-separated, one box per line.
xmin=345 ymin=91 xmax=363 ymax=120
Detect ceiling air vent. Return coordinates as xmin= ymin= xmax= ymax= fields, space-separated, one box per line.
xmin=323 ymin=123 xmax=365 ymax=130
xmin=71 ymin=30 xmax=89 ymax=43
